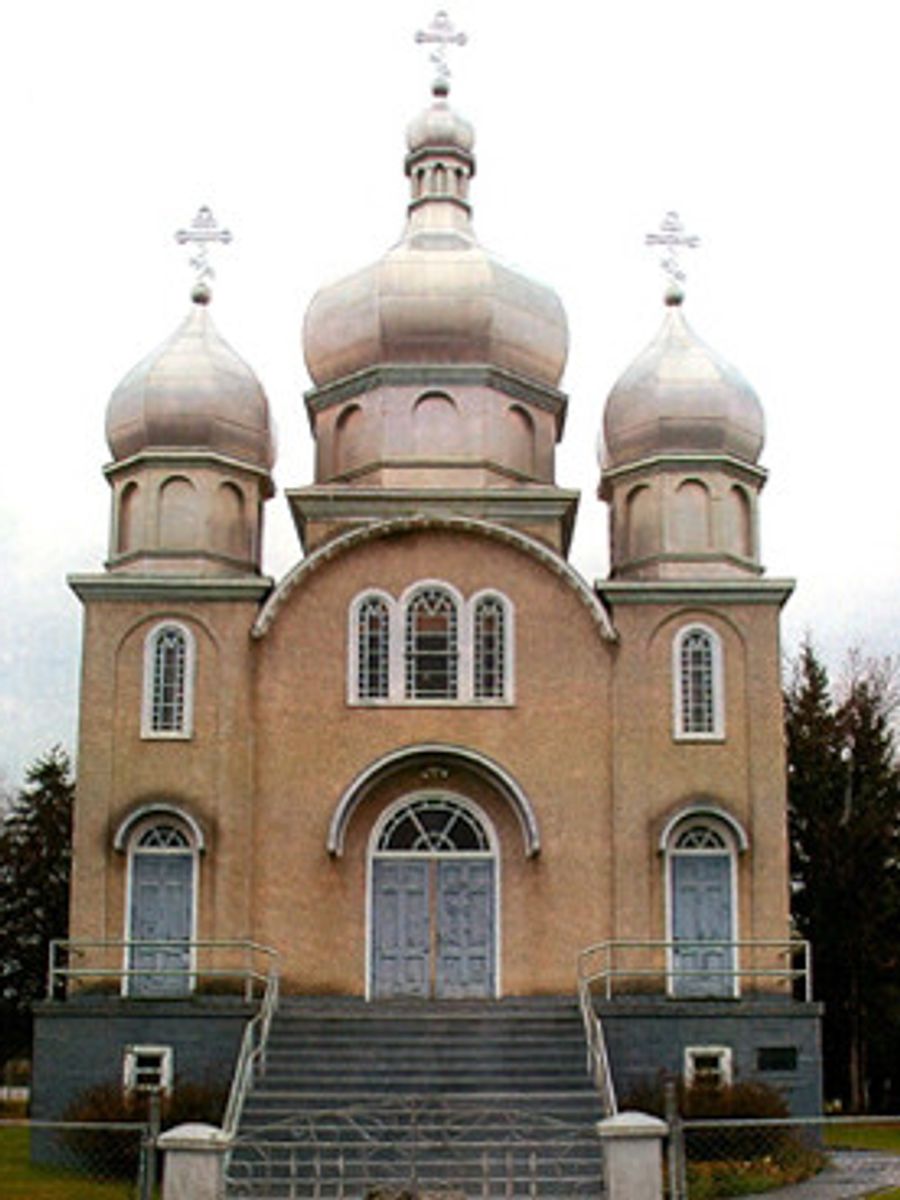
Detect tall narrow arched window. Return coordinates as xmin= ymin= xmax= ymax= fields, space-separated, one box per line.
xmin=405 ymin=587 xmax=458 ymax=700
xmin=673 ymin=624 xmax=724 ymax=739
xmin=142 ymin=622 xmax=196 ymax=738
xmin=473 ymin=594 xmax=508 ymax=701
xmin=356 ymin=595 xmax=390 ymax=700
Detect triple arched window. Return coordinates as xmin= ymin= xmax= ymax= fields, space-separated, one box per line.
xmin=350 ymin=584 xmax=513 ymax=704
xmin=673 ymin=623 xmax=724 ymax=740
xmin=142 ymin=622 xmax=196 ymax=738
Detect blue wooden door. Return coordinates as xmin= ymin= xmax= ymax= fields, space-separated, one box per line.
xmin=671 ymin=854 xmax=734 ymax=997
xmin=371 ymin=859 xmax=495 ymax=998
xmin=436 ymin=860 xmax=494 ymax=999
xmin=129 ymin=853 xmax=193 ymax=996
xmin=372 ymin=860 xmax=430 ymax=998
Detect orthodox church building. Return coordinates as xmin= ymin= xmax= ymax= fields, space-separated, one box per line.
xmin=37 ymin=42 xmax=821 ymax=1123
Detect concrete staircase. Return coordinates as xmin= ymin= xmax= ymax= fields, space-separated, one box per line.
xmin=227 ymin=996 xmax=605 ymax=1197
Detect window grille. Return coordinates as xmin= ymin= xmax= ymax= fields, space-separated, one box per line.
xmin=357 ymin=596 xmax=390 ymax=699
xmin=679 ymin=628 xmax=715 ymax=734
xmin=675 ymin=824 xmax=727 ymax=851
xmin=377 ymin=796 xmax=490 ymax=853
xmin=151 ymin=627 xmax=187 ymax=732
xmin=137 ymin=824 xmax=191 ymax=850
xmin=405 ymin=589 xmax=458 ymax=699
xmin=474 ymin=596 xmax=506 ymax=700
xmin=123 ymin=1045 xmax=173 ymax=1094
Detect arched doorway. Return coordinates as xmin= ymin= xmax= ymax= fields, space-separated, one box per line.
xmin=125 ymin=816 xmax=198 ymax=997
xmin=368 ymin=793 xmax=497 ymax=1000
xmin=666 ymin=815 xmax=739 ymax=998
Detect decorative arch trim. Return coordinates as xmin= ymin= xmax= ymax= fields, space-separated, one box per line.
xmin=657 ymin=802 xmax=749 ymax=855
xmin=252 ymin=515 xmax=617 ymax=641
xmin=113 ymin=802 xmax=206 ymax=854
xmin=327 ymin=743 xmax=540 ymax=859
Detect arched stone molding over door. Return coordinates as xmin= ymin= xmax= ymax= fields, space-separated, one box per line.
xmin=367 ymin=793 xmax=499 ymax=1000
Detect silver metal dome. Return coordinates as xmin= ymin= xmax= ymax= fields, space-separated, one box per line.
xmin=106 ymin=297 xmax=275 ymax=470
xmin=303 ymin=90 xmax=568 ymax=390
xmin=602 ymin=298 xmax=764 ymax=470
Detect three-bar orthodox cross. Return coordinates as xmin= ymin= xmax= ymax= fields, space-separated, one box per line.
xmin=645 ymin=211 xmax=700 ymax=289
xmin=415 ymin=11 xmax=467 ymax=87
xmin=175 ymin=206 xmax=233 ymax=290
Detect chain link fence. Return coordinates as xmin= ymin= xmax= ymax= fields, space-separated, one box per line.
xmin=664 ymin=1114 xmax=900 ymax=1199
xmin=0 ymin=1118 xmax=155 ymax=1198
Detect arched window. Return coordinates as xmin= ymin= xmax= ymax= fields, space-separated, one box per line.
xmin=473 ymin=594 xmax=508 ymax=701
xmin=356 ymin=595 xmax=390 ymax=700
xmin=348 ymin=584 xmax=513 ymax=705
xmin=405 ymin=587 xmax=459 ymax=700
xmin=126 ymin=814 xmax=198 ymax=997
xmin=377 ymin=795 xmax=492 ymax=854
xmin=666 ymin=814 xmax=740 ymax=998
xmin=673 ymin=624 xmax=724 ymax=739
xmin=142 ymin=622 xmax=196 ymax=738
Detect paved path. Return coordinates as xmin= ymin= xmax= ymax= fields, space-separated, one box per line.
xmin=761 ymin=1150 xmax=900 ymax=1198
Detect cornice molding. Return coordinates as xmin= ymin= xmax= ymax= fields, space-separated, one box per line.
xmin=68 ymin=574 xmax=273 ymax=604
xmin=596 ymin=578 xmax=795 ymax=607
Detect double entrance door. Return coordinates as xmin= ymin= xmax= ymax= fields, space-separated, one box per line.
xmin=371 ymin=858 xmax=495 ymax=999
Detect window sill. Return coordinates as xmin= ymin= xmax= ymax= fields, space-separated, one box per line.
xmin=348 ymin=699 xmax=515 ymax=709
xmin=673 ymin=733 xmax=726 ymax=744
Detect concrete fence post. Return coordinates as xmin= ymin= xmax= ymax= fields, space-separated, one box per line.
xmin=597 ymin=1110 xmax=668 ymax=1200
xmin=158 ymin=1122 xmax=231 ymax=1200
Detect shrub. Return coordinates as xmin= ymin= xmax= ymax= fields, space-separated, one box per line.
xmin=60 ymin=1074 xmax=229 ymax=1179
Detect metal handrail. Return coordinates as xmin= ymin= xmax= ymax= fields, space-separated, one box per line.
xmin=576 ymin=963 xmax=618 ymax=1118
xmin=577 ymin=938 xmax=812 ymax=1002
xmin=47 ymin=938 xmax=279 ymax=1002
xmin=222 ymin=955 xmax=280 ymax=1138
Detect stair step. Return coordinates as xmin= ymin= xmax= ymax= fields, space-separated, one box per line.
xmin=228 ymin=999 xmax=604 ymax=1197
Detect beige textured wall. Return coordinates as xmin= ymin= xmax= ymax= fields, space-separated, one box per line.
xmin=70 ymin=525 xmax=790 ymax=998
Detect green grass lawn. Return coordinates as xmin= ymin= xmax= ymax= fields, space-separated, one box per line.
xmin=0 ymin=1126 xmax=138 ymax=1199
xmin=825 ymin=1122 xmax=900 ymax=1155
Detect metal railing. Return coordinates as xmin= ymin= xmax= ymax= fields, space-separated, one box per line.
xmin=47 ymin=938 xmax=278 ymax=1002
xmin=576 ymin=960 xmax=618 ymax=1118
xmin=222 ymin=951 xmax=280 ymax=1137
xmin=577 ymin=938 xmax=812 ymax=1003
xmin=226 ymin=1097 xmax=606 ymax=1198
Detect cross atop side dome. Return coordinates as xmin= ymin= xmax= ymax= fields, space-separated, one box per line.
xmin=599 ymin=269 xmax=767 ymax=581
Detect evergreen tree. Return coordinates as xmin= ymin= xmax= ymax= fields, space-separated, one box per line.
xmin=0 ymin=746 xmax=74 ymax=1064
xmin=786 ymin=642 xmax=900 ymax=1111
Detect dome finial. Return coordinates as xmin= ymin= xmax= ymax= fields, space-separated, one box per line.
xmin=645 ymin=211 xmax=699 ymax=303
xmin=175 ymin=205 xmax=233 ymax=303
xmin=414 ymin=10 xmax=467 ymax=96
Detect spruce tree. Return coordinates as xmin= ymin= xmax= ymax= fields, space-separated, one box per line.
xmin=786 ymin=643 xmax=900 ymax=1110
xmin=0 ymin=746 xmax=74 ymax=1064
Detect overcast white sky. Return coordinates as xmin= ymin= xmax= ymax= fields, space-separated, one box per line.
xmin=1 ymin=0 xmax=897 ymax=788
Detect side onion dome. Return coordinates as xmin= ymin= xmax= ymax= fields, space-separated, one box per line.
xmin=106 ymin=286 xmax=275 ymax=470
xmin=303 ymin=81 xmax=568 ymax=390
xmin=601 ymin=291 xmax=764 ymax=470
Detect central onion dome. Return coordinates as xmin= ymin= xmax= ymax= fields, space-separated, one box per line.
xmin=106 ymin=285 xmax=275 ymax=471
xmin=601 ymin=290 xmax=764 ymax=470
xmin=303 ymin=80 xmax=568 ymax=390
